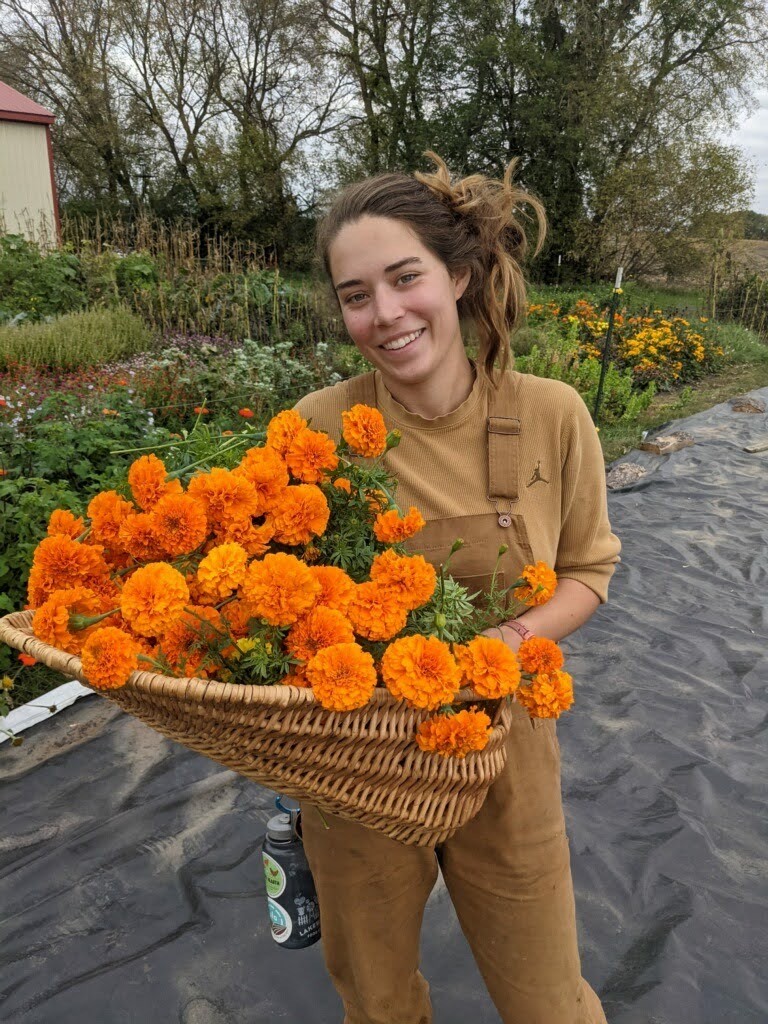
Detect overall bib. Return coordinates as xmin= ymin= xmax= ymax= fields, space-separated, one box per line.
xmin=300 ymin=368 xmax=608 ymax=1024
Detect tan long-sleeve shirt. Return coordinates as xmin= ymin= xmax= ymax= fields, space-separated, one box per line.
xmin=293 ymin=360 xmax=621 ymax=604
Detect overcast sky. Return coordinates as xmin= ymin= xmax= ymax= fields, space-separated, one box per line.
xmin=721 ymin=87 xmax=768 ymax=215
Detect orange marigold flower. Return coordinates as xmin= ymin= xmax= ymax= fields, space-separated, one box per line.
xmin=18 ymin=653 xmax=37 ymax=666
xmin=267 ymin=484 xmax=330 ymax=546
xmin=308 ymin=566 xmax=357 ymax=615
xmin=220 ymin=599 xmax=254 ymax=639
xmin=196 ymin=542 xmax=249 ymax=601
xmin=285 ymin=428 xmax=339 ymax=484
xmin=194 ymin=406 xmax=210 ymax=415
xmin=27 ymin=535 xmax=111 ymax=608
xmin=233 ymin=445 xmax=289 ymax=514
xmin=47 ymin=509 xmax=85 ymax=539
xmin=286 ymin=606 xmax=355 ymax=663
xmin=341 ymin=404 xmax=387 ymax=458
xmin=513 ymin=562 xmax=558 ymax=606
xmin=214 ymin=517 xmax=274 ymax=558
xmin=87 ymin=490 xmax=134 ymax=549
xmin=518 ymin=636 xmax=564 ymax=675
xmin=453 ymin=636 xmax=521 ymax=698
xmin=118 ymin=512 xmax=164 ymax=562
xmin=266 ymin=408 xmax=307 ymax=458
xmin=152 ymin=493 xmax=208 ymax=556
xmin=415 ymin=708 xmax=492 ymax=758
xmin=373 ymin=506 xmax=425 ymax=543
xmin=80 ymin=626 xmax=142 ymax=690
xmin=222 ymin=430 xmax=234 ymax=436
xmin=366 ymin=489 xmax=390 ymax=513
xmin=305 ymin=642 xmax=377 ymax=711
xmin=346 ymin=581 xmax=408 ymax=641
xmin=32 ymin=586 xmax=103 ymax=655
xmin=516 ymin=670 xmax=574 ymax=719
xmin=240 ymin=552 xmax=321 ymax=626
xmin=380 ymin=634 xmax=462 ymax=710
xmin=369 ymin=549 xmax=436 ymax=611
xmin=187 ymin=467 xmax=261 ymax=528
xmin=120 ymin=562 xmax=190 ymax=637
xmin=333 ymin=477 xmax=352 ymax=493
xmin=284 ymin=665 xmax=311 ymax=688
xmin=238 ymin=407 xmax=255 ymax=418
xmin=159 ymin=605 xmax=224 ymax=678
xmin=128 ymin=454 xmax=183 ymax=512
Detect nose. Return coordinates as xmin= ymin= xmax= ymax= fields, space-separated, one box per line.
xmin=372 ymin=287 xmax=405 ymax=327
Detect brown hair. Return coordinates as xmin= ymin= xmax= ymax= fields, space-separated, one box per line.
xmin=314 ymin=150 xmax=547 ymax=386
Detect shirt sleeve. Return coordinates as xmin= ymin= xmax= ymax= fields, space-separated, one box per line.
xmin=555 ymin=388 xmax=622 ymax=604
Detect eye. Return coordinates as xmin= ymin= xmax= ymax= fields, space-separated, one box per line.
xmin=344 ymin=273 xmax=419 ymax=305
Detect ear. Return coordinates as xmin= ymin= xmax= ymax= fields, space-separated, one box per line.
xmin=453 ymin=265 xmax=471 ymax=301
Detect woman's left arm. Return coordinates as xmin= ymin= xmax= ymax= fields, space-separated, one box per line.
xmin=484 ymin=578 xmax=600 ymax=653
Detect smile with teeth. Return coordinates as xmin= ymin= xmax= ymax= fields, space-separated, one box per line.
xmin=380 ymin=327 xmax=425 ymax=351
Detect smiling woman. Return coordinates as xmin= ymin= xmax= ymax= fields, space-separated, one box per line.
xmin=291 ymin=150 xmax=620 ymax=1024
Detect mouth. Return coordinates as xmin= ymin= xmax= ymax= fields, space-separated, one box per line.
xmin=379 ymin=327 xmax=426 ymax=353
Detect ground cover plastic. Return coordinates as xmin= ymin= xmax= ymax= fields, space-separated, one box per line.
xmin=1 ymin=387 xmax=767 ymax=1023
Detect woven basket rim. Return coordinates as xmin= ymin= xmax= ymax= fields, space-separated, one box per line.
xmin=0 ymin=609 xmax=504 ymax=711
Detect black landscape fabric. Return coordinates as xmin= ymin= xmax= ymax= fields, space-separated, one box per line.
xmin=1 ymin=388 xmax=767 ymax=1024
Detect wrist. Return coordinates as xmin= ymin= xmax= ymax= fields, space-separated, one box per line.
xmin=498 ymin=619 xmax=535 ymax=644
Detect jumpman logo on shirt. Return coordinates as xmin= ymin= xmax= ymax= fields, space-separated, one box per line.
xmin=526 ymin=460 xmax=549 ymax=487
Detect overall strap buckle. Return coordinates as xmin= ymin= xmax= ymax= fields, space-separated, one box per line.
xmin=486 ymin=371 xmax=520 ymax=527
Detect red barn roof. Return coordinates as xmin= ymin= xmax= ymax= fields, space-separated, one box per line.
xmin=0 ymin=80 xmax=54 ymax=125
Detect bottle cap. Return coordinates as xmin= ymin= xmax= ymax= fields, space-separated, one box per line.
xmin=266 ymin=812 xmax=293 ymax=842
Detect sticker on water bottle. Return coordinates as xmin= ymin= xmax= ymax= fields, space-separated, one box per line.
xmin=268 ymin=896 xmax=293 ymax=943
xmin=263 ymin=852 xmax=286 ymax=898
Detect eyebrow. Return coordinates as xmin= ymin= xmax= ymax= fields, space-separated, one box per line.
xmin=334 ymin=257 xmax=423 ymax=292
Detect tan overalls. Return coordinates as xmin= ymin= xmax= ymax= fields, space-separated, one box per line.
xmin=300 ymin=368 xmax=609 ymax=1024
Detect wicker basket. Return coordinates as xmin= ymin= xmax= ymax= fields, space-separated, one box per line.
xmin=0 ymin=610 xmax=514 ymax=846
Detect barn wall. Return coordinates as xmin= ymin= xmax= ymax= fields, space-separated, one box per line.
xmin=0 ymin=120 xmax=56 ymax=247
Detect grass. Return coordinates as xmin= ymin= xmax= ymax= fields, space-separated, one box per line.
xmin=0 ymin=306 xmax=155 ymax=369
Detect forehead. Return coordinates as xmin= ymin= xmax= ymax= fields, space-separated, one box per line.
xmin=329 ymin=216 xmax=432 ymax=284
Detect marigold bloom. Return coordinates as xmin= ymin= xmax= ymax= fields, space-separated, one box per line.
xmin=120 ymin=562 xmax=190 ymax=637
xmin=285 ymin=428 xmax=339 ymax=484
xmin=32 ymin=586 xmax=103 ymax=655
xmin=267 ymin=484 xmax=330 ymax=546
xmin=233 ymin=445 xmax=289 ymax=514
xmin=18 ymin=653 xmax=37 ymax=666
xmin=159 ymin=605 xmax=225 ymax=678
xmin=513 ymin=562 xmax=558 ymax=606
xmin=80 ymin=626 xmax=142 ymax=690
xmin=287 ymin=606 xmax=356 ymax=663
xmin=373 ymin=506 xmax=425 ymax=543
xmin=47 ymin=509 xmax=85 ymax=539
xmin=238 ymin=407 xmax=255 ymax=418
xmin=369 ymin=549 xmax=436 ymax=610
xmin=87 ymin=490 xmax=134 ymax=548
xmin=380 ymin=634 xmax=462 ymax=710
xmin=194 ymin=406 xmax=210 ymax=414
xmin=266 ymin=408 xmax=307 ymax=458
xmin=333 ymin=477 xmax=352 ymax=493
xmin=27 ymin=535 xmax=111 ymax=608
xmin=518 ymin=636 xmax=564 ymax=675
xmin=118 ymin=512 xmax=164 ymax=562
xmin=415 ymin=708 xmax=492 ymax=758
xmin=128 ymin=454 xmax=183 ymax=512
xmin=341 ymin=404 xmax=388 ymax=458
xmin=453 ymin=636 xmax=521 ymax=698
xmin=515 ymin=669 xmax=573 ymax=718
xmin=308 ymin=565 xmax=357 ymax=615
xmin=347 ymin=581 xmax=408 ymax=641
xmin=284 ymin=665 xmax=311 ymax=688
xmin=196 ymin=542 xmax=249 ymax=601
xmin=214 ymin=517 xmax=274 ymax=557
xmin=366 ymin=489 xmax=389 ymax=513
xmin=220 ymin=599 xmax=254 ymax=639
xmin=188 ymin=467 xmax=262 ymax=528
xmin=152 ymin=493 xmax=208 ymax=556
xmin=305 ymin=642 xmax=378 ymax=711
xmin=240 ymin=552 xmax=321 ymax=626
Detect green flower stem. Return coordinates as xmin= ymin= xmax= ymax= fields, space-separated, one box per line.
xmin=69 ymin=607 xmax=120 ymax=631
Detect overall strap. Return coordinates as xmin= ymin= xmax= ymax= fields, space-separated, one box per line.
xmin=344 ymin=370 xmax=377 ymax=407
xmin=486 ymin=369 xmax=520 ymax=526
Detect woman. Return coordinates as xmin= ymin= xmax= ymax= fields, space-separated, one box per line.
xmin=292 ymin=150 xmax=620 ymax=1024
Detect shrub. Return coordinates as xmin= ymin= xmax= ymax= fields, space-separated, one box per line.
xmin=0 ymin=234 xmax=85 ymax=323
xmin=0 ymin=307 xmax=155 ymax=369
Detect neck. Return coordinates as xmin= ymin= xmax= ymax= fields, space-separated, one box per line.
xmin=380 ymin=352 xmax=477 ymax=420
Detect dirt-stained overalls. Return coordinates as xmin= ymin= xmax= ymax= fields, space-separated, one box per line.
xmin=300 ymin=366 xmax=609 ymax=1024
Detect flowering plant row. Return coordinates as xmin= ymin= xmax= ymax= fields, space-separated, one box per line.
xmin=25 ymin=403 xmax=572 ymax=758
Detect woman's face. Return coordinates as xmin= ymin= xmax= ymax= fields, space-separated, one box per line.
xmin=328 ymin=215 xmax=470 ymax=387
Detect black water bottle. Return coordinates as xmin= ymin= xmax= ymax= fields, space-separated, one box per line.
xmin=262 ymin=804 xmax=321 ymax=949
